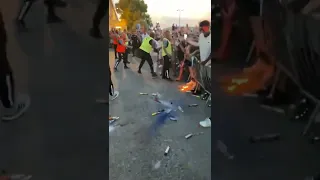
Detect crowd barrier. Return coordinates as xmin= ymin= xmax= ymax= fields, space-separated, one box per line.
xmin=252 ymin=1 xmax=320 ymax=135
xmin=171 ymin=48 xmax=212 ymax=104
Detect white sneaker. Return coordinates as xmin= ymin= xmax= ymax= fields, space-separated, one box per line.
xmin=199 ymin=117 xmax=211 ymax=128
xmin=2 ymin=94 xmax=30 ymax=121
xmin=109 ymin=91 xmax=119 ymax=101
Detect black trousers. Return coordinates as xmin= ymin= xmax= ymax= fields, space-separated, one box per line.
xmin=92 ymin=0 xmax=108 ymax=29
xmin=138 ymin=49 xmax=154 ymax=73
xmin=124 ymin=48 xmax=129 ymax=63
xmin=0 ymin=72 xmax=15 ymax=108
xmin=109 ymin=66 xmax=114 ymax=96
xmin=113 ymin=44 xmax=118 ymax=58
xmin=162 ymin=55 xmax=170 ymax=78
xmin=114 ymin=52 xmax=127 ymax=68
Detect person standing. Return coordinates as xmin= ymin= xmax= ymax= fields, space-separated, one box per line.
xmin=0 ymin=10 xmax=30 ymax=121
xmin=187 ymin=20 xmax=212 ymax=127
xmin=16 ymin=0 xmax=66 ymax=30
xmin=114 ymin=32 xmax=129 ymax=71
xmin=137 ymin=30 xmax=158 ymax=78
xmin=122 ymin=29 xmax=130 ymax=64
xmin=161 ymin=30 xmax=173 ymax=81
xmin=111 ymin=30 xmax=119 ymax=59
xmin=90 ymin=0 xmax=108 ymax=38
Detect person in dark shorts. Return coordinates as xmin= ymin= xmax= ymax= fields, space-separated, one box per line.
xmin=0 ymin=10 xmax=30 ymax=121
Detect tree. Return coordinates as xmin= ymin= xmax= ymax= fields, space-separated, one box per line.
xmin=115 ymin=0 xmax=153 ymax=30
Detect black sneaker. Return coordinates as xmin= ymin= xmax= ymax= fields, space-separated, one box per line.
xmin=90 ymin=28 xmax=103 ymax=39
xmin=47 ymin=15 xmax=64 ymax=24
xmin=2 ymin=94 xmax=30 ymax=121
xmin=114 ymin=67 xmax=118 ymax=71
xmin=137 ymin=69 xmax=142 ymax=74
xmin=124 ymin=66 xmax=129 ymax=69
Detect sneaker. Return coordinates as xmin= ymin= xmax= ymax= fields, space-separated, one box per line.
xmin=137 ymin=69 xmax=142 ymax=74
xmin=2 ymin=94 xmax=30 ymax=121
xmin=124 ymin=66 xmax=130 ymax=69
xmin=199 ymin=117 xmax=211 ymax=128
xmin=109 ymin=91 xmax=119 ymax=101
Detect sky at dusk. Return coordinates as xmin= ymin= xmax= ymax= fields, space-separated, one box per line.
xmin=113 ymin=0 xmax=211 ymax=28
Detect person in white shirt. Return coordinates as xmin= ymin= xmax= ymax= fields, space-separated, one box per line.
xmin=187 ymin=20 xmax=212 ymax=127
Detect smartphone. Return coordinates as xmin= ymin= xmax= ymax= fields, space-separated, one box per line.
xmin=184 ymin=34 xmax=187 ymax=40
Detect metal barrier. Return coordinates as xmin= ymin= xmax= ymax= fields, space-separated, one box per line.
xmin=259 ymin=2 xmax=320 ymax=135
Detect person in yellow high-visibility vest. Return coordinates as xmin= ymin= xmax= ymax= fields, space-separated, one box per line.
xmin=137 ymin=31 xmax=158 ymax=78
xmin=161 ymin=30 xmax=173 ymax=81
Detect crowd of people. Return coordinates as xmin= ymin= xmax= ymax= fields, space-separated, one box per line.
xmin=108 ymin=20 xmax=212 ymax=127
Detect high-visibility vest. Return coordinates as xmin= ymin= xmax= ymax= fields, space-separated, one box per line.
xmin=162 ymin=38 xmax=172 ymax=57
xmin=139 ymin=36 xmax=153 ymax=53
xmin=116 ymin=37 xmax=126 ymax=53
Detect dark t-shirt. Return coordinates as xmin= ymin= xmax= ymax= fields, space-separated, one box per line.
xmin=177 ymin=41 xmax=187 ymax=61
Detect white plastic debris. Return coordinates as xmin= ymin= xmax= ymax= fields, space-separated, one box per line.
xmin=153 ymin=160 xmax=161 ymax=169
xmin=199 ymin=118 xmax=211 ymax=128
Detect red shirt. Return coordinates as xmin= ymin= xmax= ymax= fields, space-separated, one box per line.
xmin=116 ymin=37 xmax=126 ymax=53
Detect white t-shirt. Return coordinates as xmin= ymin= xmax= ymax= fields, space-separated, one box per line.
xmin=199 ymin=33 xmax=211 ymax=63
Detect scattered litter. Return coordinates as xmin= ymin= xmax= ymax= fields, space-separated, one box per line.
xmin=192 ymin=95 xmax=200 ymax=98
xmin=207 ymin=104 xmax=211 ymax=107
xmin=185 ymin=133 xmax=193 ymax=139
xmin=153 ymin=160 xmax=161 ymax=169
xmin=151 ymin=93 xmax=158 ymax=96
xmin=199 ymin=118 xmax=211 ymax=128
xmin=139 ymin=93 xmax=148 ymax=95
xmin=109 ymin=120 xmax=116 ymax=125
xmin=188 ymin=104 xmax=198 ymax=107
xmin=164 ymin=146 xmax=170 ymax=156
xmin=152 ymin=109 xmax=165 ymax=116
xmin=109 ymin=116 xmax=120 ymax=120
xmin=217 ymin=140 xmax=234 ymax=160
xmin=249 ymin=133 xmax=280 ymax=143
xmin=260 ymin=105 xmax=285 ymax=114
xmin=185 ymin=132 xmax=204 ymax=139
